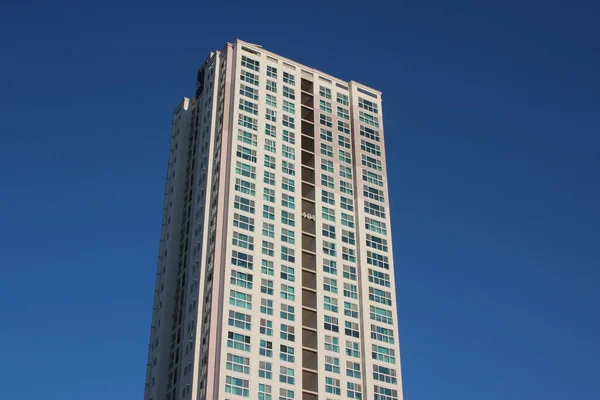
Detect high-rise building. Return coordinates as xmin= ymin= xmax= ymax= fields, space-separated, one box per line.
xmin=145 ymin=39 xmax=403 ymax=400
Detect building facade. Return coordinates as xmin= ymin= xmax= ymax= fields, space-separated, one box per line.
xmin=144 ymin=39 xmax=403 ymax=400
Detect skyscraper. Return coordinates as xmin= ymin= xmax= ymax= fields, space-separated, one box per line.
xmin=145 ymin=39 xmax=403 ymax=400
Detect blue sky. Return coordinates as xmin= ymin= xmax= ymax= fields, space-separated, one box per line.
xmin=1 ymin=0 xmax=599 ymax=399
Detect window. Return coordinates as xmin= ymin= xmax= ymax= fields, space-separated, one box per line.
xmin=321 ymin=159 xmax=334 ymax=173
xmin=359 ymin=97 xmax=379 ymax=113
xmin=234 ymin=195 xmax=255 ymax=214
xmin=226 ymin=353 xmax=250 ymax=374
xmin=281 ymin=284 xmax=295 ymax=301
xmin=322 ymin=206 xmax=336 ymax=222
xmin=362 ymin=154 xmax=383 ymax=171
xmin=262 ymin=222 xmax=275 ymax=238
xmin=343 ymin=264 xmax=357 ymax=281
xmin=360 ymin=124 xmax=380 ymax=142
xmin=266 ymin=79 xmax=277 ymax=93
xmin=337 ymin=106 xmax=349 ymax=120
xmin=321 ymin=174 xmax=335 ymax=188
xmin=283 ymin=86 xmax=295 ymax=99
xmin=282 ymin=144 xmax=295 ymax=160
xmin=264 ymin=155 xmax=276 ymax=169
xmin=338 ymin=134 xmax=352 ymax=149
xmin=232 ymin=231 xmax=254 ymax=250
xmin=365 ymin=201 xmax=386 ymax=218
xmin=283 ymin=71 xmax=295 ymax=85
xmin=261 ymin=278 xmax=274 ymax=296
xmin=227 ymin=331 xmax=251 ymax=352
xmin=324 ymin=296 xmax=339 ymax=313
xmin=323 ymin=277 xmax=337 ymax=294
xmin=263 ymin=205 xmax=275 ymax=221
xmin=369 ymin=287 xmax=393 ymax=306
xmin=237 ymin=145 xmax=257 ymax=162
xmin=359 ymin=110 xmax=379 ymax=127
xmin=267 ymin=65 xmax=277 ymax=78
xmin=280 ymin=323 xmax=295 ymax=341
xmin=240 ymin=70 xmax=258 ymax=86
xmin=281 ymin=246 xmax=295 ymax=262
xmin=240 ymin=84 xmax=259 ymax=100
xmin=320 ymin=128 xmax=333 ymax=142
xmin=319 ymin=86 xmax=332 ymax=99
xmin=228 ymin=310 xmax=251 ymax=330
xmin=231 ymin=269 xmax=253 ymax=289
xmin=321 ymin=190 xmax=335 ymax=205
xmin=342 ymin=246 xmax=356 ymax=263
xmin=236 ymin=161 xmax=256 ymax=179
xmin=259 ymin=361 xmax=273 ymax=379
xmin=322 ymin=224 xmax=336 ymax=239
xmin=346 ymin=340 xmax=361 ymax=357
xmin=225 ymin=376 xmax=249 ymax=397
xmin=347 ymin=382 xmax=362 ymax=399
xmin=323 ymin=240 xmax=336 ymax=256
xmin=374 ymin=386 xmax=399 ymax=400
xmin=266 ymin=93 xmax=277 ymax=107
xmin=370 ymin=305 xmax=394 ymax=325
xmin=262 ymin=259 xmax=274 ymax=275
xmin=324 ymin=335 xmax=339 ymax=353
xmin=325 ymin=377 xmax=340 ymax=395
xmin=233 ymin=213 xmax=255 ymax=233
xmin=373 ymin=365 xmax=397 ymax=384
xmin=282 ymin=114 xmax=295 ymax=128
xmin=282 ymin=160 xmax=295 ymax=176
xmin=235 ymin=178 xmax=255 ymax=196
xmin=260 ymin=298 xmax=273 ymax=315
xmin=339 ymin=197 xmax=354 ymax=213
xmin=366 ymin=217 xmax=387 ymax=235
xmin=345 ymin=321 xmax=360 ymax=338
xmin=339 ymin=149 xmax=352 ymax=164
xmin=325 ymin=355 xmax=340 ymax=373
xmin=231 ymin=250 xmax=253 ymax=269
xmin=340 ymin=180 xmax=353 ymax=195
xmin=371 ymin=324 xmax=395 ymax=344
xmin=265 ymin=109 xmax=277 ymax=123
xmin=281 ymin=194 xmax=295 ymax=210
xmin=279 ymin=388 xmax=294 ymax=400
xmin=323 ymin=259 xmax=337 ymax=275
xmin=363 ymin=171 xmax=384 ymax=189
xmin=341 ymin=230 xmax=355 ymax=246
xmin=369 ymin=269 xmax=391 ymax=287
xmin=229 ymin=289 xmax=252 ymax=309
xmin=282 ymin=177 xmax=295 ymax=192
xmin=280 ymin=345 xmax=295 ymax=363
xmin=259 ymin=383 xmax=272 ymax=400
xmin=241 ymin=55 xmax=260 ymax=71
xmin=341 ymin=212 xmax=354 ymax=228
xmin=264 ymin=171 xmax=275 ymax=186
xmin=279 ymin=366 xmax=295 ymax=385
xmin=281 ymin=264 xmax=295 ymax=281
xmin=321 ymin=143 xmax=333 ymax=157
xmin=283 ymin=100 xmax=295 ymax=114
xmin=280 ymin=303 xmax=295 ymax=321
xmin=320 ymin=113 xmax=332 ymax=127
xmin=338 ymin=120 xmax=350 ymax=134
xmin=324 ymin=315 xmax=339 ymax=332
xmin=366 ymin=234 xmax=388 ymax=252
xmin=281 ymin=210 xmax=295 ymax=226
xmin=344 ymin=301 xmax=359 ymax=319
xmin=343 ymin=282 xmax=358 ymax=299
xmin=372 ymin=344 xmax=397 ymax=364
xmin=239 ymin=99 xmax=258 ymax=115
xmin=263 ymin=188 xmax=275 ymax=203
xmin=361 ymin=139 xmax=382 ymax=156
xmin=337 ymin=92 xmax=348 ymax=105
xmin=346 ymin=361 xmax=361 ymax=378
xmin=282 ymin=129 xmax=295 ymax=144
xmin=262 ymin=239 xmax=274 ymax=256
xmin=260 ymin=339 xmax=273 ymax=357
xmin=320 ymin=100 xmax=332 ymax=113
